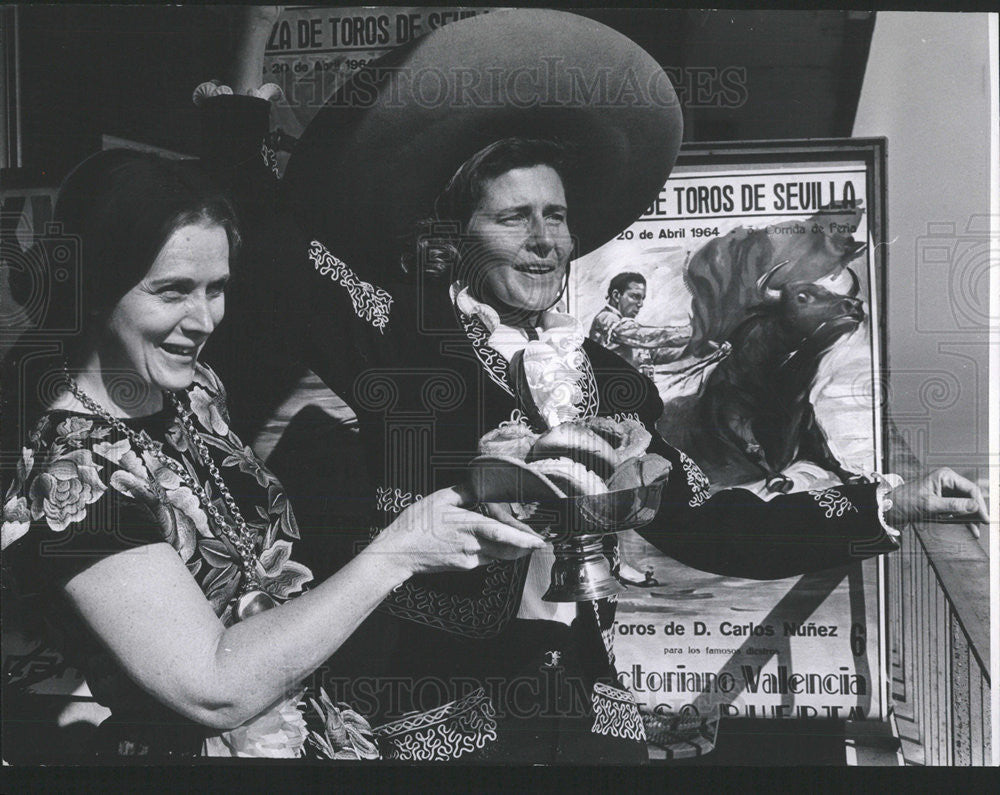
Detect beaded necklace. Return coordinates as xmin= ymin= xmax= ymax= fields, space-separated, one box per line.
xmin=64 ymin=373 xmax=276 ymax=621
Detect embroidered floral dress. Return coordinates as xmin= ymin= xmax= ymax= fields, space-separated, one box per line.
xmin=1 ymin=364 xmax=376 ymax=760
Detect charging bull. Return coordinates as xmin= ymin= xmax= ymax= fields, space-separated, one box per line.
xmin=687 ymin=261 xmax=869 ymax=493
xmin=683 ymin=204 xmax=867 ymax=357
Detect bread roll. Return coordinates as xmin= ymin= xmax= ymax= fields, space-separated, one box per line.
xmin=611 ymin=419 xmax=652 ymax=464
xmin=478 ymin=423 xmax=540 ymax=460
xmin=575 ymin=417 xmax=653 ymax=465
xmin=582 ymin=416 xmax=621 ymax=447
xmin=606 ymin=454 xmax=672 ymax=491
xmin=526 ymin=422 xmax=617 ymax=479
xmin=527 ymin=457 xmax=609 ymax=498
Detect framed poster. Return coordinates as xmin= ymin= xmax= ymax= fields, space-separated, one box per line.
xmin=570 ymin=139 xmax=890 ymax=722
xmin=262 ymin=6 xmax=504 ymax=175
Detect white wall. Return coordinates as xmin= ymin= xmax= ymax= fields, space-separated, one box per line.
xmin=853 ymin=12 xmax=993 ymax=489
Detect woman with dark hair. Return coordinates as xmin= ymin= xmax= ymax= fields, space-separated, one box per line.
xmin=190 ymin=8 xmax=986 ymax=764
xmin=0 ymin=149 xmax=544 ymax=760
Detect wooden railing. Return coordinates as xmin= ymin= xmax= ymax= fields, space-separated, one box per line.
xmin=887 ymin=517 xmax=991 ymax=765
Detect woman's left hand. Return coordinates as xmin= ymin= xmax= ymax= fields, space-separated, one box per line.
xmin=886 ymin=467 xmax=989 ymax=536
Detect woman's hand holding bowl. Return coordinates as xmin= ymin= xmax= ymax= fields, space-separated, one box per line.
xmin=366 ymin=485 xmax=546 ymax=578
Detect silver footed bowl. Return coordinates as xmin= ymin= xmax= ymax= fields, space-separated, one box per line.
xmin=470 ymin=454 xmax=668 ymax=601
xmin=468 ymin=454 xmax=666 ymax=541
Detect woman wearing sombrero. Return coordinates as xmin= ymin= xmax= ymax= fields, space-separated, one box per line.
xmin=198 ymin=9 xmax=986 ymax=763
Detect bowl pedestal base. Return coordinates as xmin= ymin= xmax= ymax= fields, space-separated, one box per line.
xmin=542 ymin=533 xmax=627 ymax=602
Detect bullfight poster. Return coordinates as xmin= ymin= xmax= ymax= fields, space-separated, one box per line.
xmin=570 ymin=141 xmax=890 ymax=721
xmin=262 ymin=6 xmax=502 ymax=175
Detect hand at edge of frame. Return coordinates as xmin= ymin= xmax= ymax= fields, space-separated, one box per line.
xmin=886 ymin=467 xmax=989 ymax=538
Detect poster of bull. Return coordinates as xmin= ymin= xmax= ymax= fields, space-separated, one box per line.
xmin=570 ymin=140 xmax=889 ymax=724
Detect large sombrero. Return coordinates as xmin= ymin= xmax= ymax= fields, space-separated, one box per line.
xmin=283 ymin=9 xmax=683 ymax=271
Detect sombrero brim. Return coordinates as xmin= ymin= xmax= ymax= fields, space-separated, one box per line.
xmin=284 ymin=9 xmax=682 ymax=270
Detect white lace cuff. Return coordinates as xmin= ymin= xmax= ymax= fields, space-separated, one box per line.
xmin=870 ymin=472 xmax=904 ymax=538
xmin=193 ymin=80 xmax=284 ymax=107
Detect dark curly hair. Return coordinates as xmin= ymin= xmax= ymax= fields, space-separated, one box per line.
xmin=401 ymin=137 xmax=573 ymax=282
